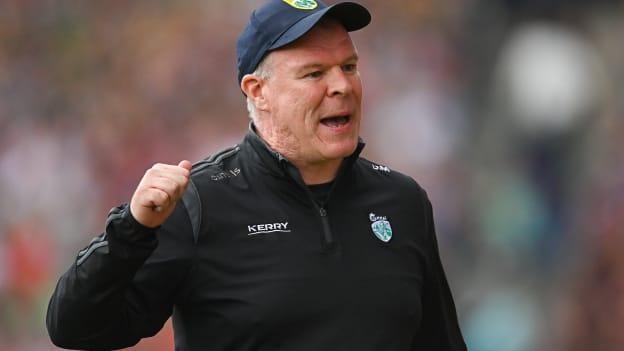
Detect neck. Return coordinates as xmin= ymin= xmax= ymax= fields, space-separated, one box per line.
xmin=292 ymin=158 xmax=342 ymax=185
xmin=252 ymin=122 xmax=344 ymax=185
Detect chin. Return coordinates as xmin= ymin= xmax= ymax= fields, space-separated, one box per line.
xmin=322 ymin=139 xmax=359 ymax=160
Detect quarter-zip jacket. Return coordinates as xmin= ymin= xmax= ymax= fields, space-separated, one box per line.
xmin=47 ymin=127 xmax=467 ymax=351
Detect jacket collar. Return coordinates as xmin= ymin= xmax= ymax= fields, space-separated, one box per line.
xmin=243 ymin=122 xmax=365 ymax=179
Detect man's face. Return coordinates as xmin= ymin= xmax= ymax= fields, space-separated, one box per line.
xmin=257 ymin=20 xmax=363 ymax=168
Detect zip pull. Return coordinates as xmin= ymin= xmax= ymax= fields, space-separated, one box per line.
xmin=318 ymin=207 xmax=334 ymax=249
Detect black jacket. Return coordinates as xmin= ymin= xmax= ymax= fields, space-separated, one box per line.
xmin=47 ymin=127 xmax=467 ymax=351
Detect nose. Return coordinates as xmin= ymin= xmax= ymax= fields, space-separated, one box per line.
xmin=326 ymin=67 xmax=353 ymax=97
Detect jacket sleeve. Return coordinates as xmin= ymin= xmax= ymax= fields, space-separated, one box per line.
xmin=413 ymin=192 xmax=467 ymax=350
xmin=46 ymin=202 xmax=195 ymax=350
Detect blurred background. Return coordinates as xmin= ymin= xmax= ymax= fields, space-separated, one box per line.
xmin=1 ymin=0 xmax=623 ymax=350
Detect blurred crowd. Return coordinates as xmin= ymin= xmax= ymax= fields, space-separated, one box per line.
xmin=1 ymin=0 xmax=623 ymax=350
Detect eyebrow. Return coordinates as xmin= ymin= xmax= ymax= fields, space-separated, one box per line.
xmin=296 ymin=53 xmax=359 ymax=73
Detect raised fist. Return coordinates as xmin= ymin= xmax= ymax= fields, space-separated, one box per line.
xmin=129 ymin=160 xmax=192 ymax=228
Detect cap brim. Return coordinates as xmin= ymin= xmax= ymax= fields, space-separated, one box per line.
xmin=269 ymin=2 xmax=371 ymax=51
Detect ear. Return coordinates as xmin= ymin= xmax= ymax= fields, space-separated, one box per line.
xmin=241 ymin=74 xmax=269 ymax=112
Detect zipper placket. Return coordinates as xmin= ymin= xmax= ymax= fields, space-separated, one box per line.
xmin=311 ymin=196 xmax=334 ymax=249
xmin=251 ymin=128 xmax=364 ymax=251
xmin=282 ymin=162 xmax=338 ymax=250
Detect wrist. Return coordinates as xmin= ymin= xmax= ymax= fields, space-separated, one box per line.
xmin=106 ymin=204 xmax=158 ymax=244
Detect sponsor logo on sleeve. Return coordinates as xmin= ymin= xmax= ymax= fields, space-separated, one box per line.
xmin=210 ymin=168 xmax=241 ymax=181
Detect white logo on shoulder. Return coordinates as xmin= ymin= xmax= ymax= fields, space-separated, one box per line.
xmin=372 ymin=163 xmax=390 ymax=173
xmin=211 ymin=168 xmax=241 ymax=181
xmin=247 ymin=222 xmax=290 ymax=236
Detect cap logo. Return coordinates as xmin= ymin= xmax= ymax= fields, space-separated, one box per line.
xmin=282 ymin=0 xmax=318 ymax=10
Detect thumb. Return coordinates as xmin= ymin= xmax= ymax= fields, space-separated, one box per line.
xmin=178 ymin=160 xmax=192 ymax=171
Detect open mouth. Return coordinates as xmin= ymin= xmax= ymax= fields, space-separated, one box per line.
xmin=320 ymin=114 xmax=351 ymax=128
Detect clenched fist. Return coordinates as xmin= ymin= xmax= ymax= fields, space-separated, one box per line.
xmin=130 ymin=160 xmax=192 ymax=228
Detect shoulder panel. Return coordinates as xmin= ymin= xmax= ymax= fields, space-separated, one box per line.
xmin=356 ymin=157 xmax=426 ymax=196
xmin=181 ymin=179 xmax=202 ymax=244
xmin=191 ymin=145 xmax=240 ymax=176
xmin=182 ymin=144 xmax=241 ymax=243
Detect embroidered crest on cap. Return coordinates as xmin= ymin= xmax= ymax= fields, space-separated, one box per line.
xmin=369 ymin=213 xmax=393 ymax=243
xmin=282 ymin=0 xmax=318 ymax=10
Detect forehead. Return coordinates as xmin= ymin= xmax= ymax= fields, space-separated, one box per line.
xmin=268 ymin=20 xmax=357 ymax=69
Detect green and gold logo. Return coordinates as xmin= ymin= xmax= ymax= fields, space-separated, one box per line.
xmin=282 ymin=0 xmax=318 ymax=10
xmin=369 ymin=213 xmax=393 ymax=243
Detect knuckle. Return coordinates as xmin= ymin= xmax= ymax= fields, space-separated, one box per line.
xmin=145 ymin=167 xmax=158 ymax=177
xmin=150 ymin=188 xmax=162 ymax=199
xmin=180 ymin=179 xmax=189 ymax=189
xmin=169 ymin=182 xmax=181 ymax=195
xmin=161 ymin=189 xmax=171 ymax=200
xmin=172 ymin=179 xmax=186 ymax=194
xmin=164 ymin=177 xmax=178 ymax=190
xmin=176 ymin=174 xmax=189 ymax=185
xmin=178 ymin=180 xmax=188 ymax=191
xmin=152 ymin=163 xmax=167 ymax=172
xmin=156 ymin=189 xmax=171 ymax=203
xmin=144 ymin=191 xmax=158 ymax=205
xmin=138 ymin=187 xmax=152 ymax=198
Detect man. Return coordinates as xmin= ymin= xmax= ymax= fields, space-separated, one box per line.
xmin=47 ymin=1 xmax=467 ymax=350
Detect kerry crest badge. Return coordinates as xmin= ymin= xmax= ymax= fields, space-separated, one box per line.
xmin=369 ymin=213 xmax=393 ymax=242
xmin=282 ymin=0 xmax=318 ymax=10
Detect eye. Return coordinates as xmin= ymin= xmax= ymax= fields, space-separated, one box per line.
xmin=305 ymin=70 xmax=323 ymax=79
xmin=342 ymin=63 xmax=357 ymax=73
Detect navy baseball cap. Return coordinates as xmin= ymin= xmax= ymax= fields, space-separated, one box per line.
xmin=236 ymin=0 xmax=371 ymax=84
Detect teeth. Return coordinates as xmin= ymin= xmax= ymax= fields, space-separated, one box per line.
xmin=321 ymin=116 xmax=349 ymax=127
xmin=321 ymin=115 xmax=349 ymax=127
